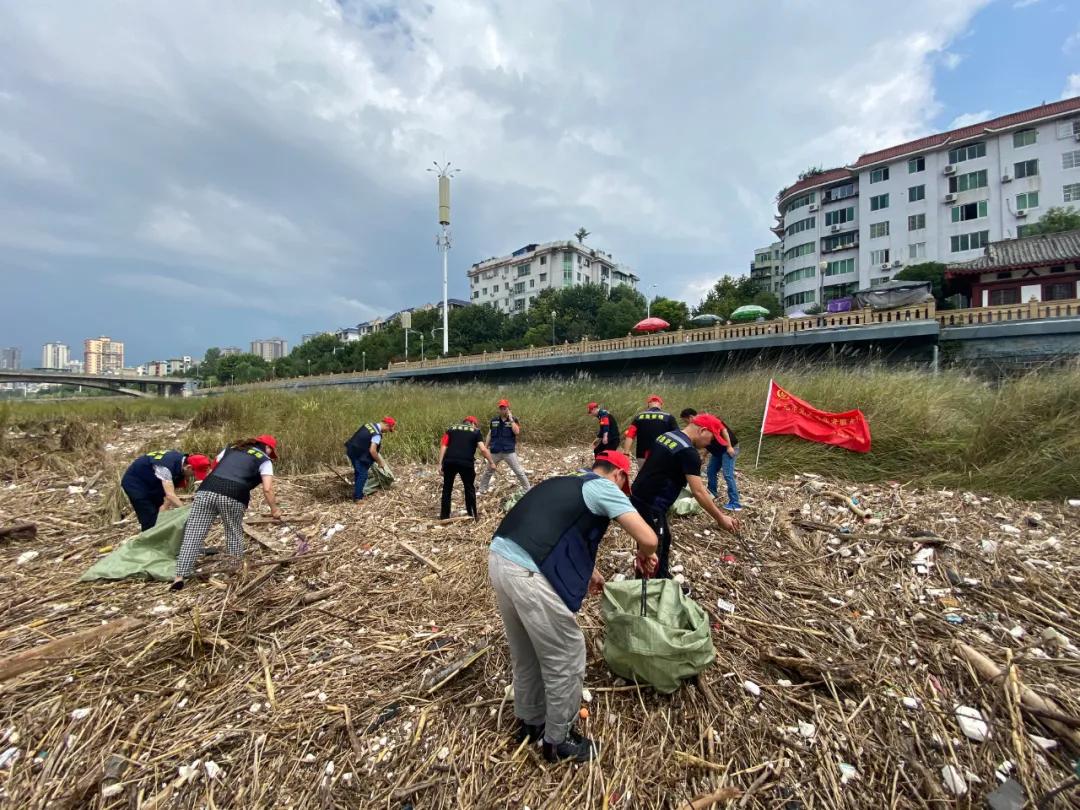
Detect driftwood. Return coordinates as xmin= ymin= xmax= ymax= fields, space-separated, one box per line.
xmin=677 ymin=787 xmax=742 ymax=809
xmin=424 ymin=643 xmax=491 ymax=693
xmin=0 ymin=521 xmax=37 ymax=541
xmin=400 ymin=541 xmax=445 ymax=573
xmin=0 ymin=617 xmax=146 ymax=682
xmin=760 ymin=650 xmax=859 ymax=688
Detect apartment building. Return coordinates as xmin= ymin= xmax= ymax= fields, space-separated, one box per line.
xmin=356 ymin=299 xmax=470 ymax=336
xmin=0 ymin=347 xmax=20 ymax=370
xmin=468 ymin=241 xmax=639 ymax=314
xmin=219 ymin=347 xmax=243 ymax=357
xmin=251 ymin=338 xmax=288 ymax=362
xmin=750 ymin=242 xmax=784 ymax=295
xmin=774 ymin=97 xmax=1080 ymax=312
xmin=84 ymin=336 xmax=124 ymax=375
xmin=42 ymin=342 xmax=69 ymax=370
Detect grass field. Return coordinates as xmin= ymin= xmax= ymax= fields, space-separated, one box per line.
xmin=4 ymin=365 xmax=1079 ymax=499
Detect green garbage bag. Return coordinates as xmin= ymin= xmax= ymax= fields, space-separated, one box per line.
xmin=364 ymin=462 xmax=395 ymax=496
xmin=601 ymin=578 xmax=716 ymax=694
xmin=501 ymin=488 xmax=526 ymax=513
xmin=80 ymin=506 xmax=191 ymax=583
xmin=670 ymin=486 xmax=703 ymax=516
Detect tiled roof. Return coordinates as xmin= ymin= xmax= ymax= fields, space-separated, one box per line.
xmin=776 ymin=168 xmax=854 ymax=208
xmin=851 ymin=97 xmax=1080 ymax=169
xmin=946 ymin=229 xmax=1080 ymax=277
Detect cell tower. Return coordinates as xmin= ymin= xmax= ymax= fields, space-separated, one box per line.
xmin=428 ymin=162 xmax=459 ymax=355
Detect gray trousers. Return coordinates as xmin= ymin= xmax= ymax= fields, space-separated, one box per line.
xmin=477 ymin=452 xmax=531 ymax=492
xmin=488 ymin=552 xmax=585 ymax=745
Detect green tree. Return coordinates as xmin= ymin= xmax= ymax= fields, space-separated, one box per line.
xmin=894 ymin=262 xmax=950 ymax=307
xmin=649 ymin=297 xmax=689 ymax=329
xmin=750 ymin=290 xmax=783 ymax=316
xmin=1024 ymin=206 xmax=1080 ymax=236
xmin=694 ymin=275 xmax=762 ymax=320
xmin=575 ymin=227 xmax=591 ymax=243
xmin=215 ymin=353 xmax=269 ymax=384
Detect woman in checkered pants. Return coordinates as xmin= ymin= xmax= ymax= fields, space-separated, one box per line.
xmin=171 ymin=435 xmax=283 ymax=591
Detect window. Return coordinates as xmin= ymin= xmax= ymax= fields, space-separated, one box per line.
xmin=989 ymin=288 xmax=1020 ymax=306
xmin=784 ymin=290 xmax=816 ymax=308
xmin=870 ymin=193 xmax=889 ymax=211
xmin=870 ymin=167 xmax=890 ymax=183
xmin=481 ymin=287 xmax=488 ymax=296
xmin=950 ymin=169 xmax=988 ymax=193
xmin=785 ymin=216 xmax=816 ymax=237
xmin=824 ymin=206 xmax=855 ymax=227
xmin=824 ymin=258 xmax=855 ymax=276
xmin=539 ymin=255 xmax=547 ymax=265
xmin=1045 ymin=282 xmax=1074 ymax=301
xmin=1064 ymin=150 xmax=1080 ymax=170
xmin=869 ymin=221 xmax=890 ymax=238
xmin=472 ymin=290 xmax=479 ymax=299
xmin=950 ymin=230 xmax=990 ymax=252
xmin=783 ymin=242 xmax=816 ymax=260
xmin=1014 ymin=159 xmax=1038 ymax=179
xmin=908 ymin=213 xmax=926 ymax=231
xmin=870 ymin=276 xmax=892 ymax=287
xmin=870 ymin=249 xmax=890 ymax=265
xmin=909 ymin=242 xmax=926 ymax=260
xmin=824 ymin=183 xmax=856 ymax=202
xmin=908 ymin=184 xmax=926 ymax=202
xmin=823 ymin=281 xmax=859 ymax=301
xmin=785 ymin=191 xmax=815 ymax=213
xmin=948 ymin=142 xmax=986 ymax=164
xmin=1016 ymin=191 xmax=1039 ymax=211
xmin=821 ymin=231 xmax=857 ymax=251
xmin=539 ymin=273 xmax=547 ymax=283
xmin=516 ymin=263 xmax=531 ymax=277
xmin=529 ymin=278 xmax=535 ymax=288
xmin=1065 ymin=183 xmax=1080 ymax=202
xmin=1013 ymin=129 xmax=1037 ymax=148
xmin=493 ymin=284 xmax=499 ymax=293
xmin=513 ymin=298 xmax=526 ymax=312
xmin=908 ymin=156 xmax=925 ymax=173
xmin=1017 ymin=224 xmax=1036 ymax=238
xmin=951 ymin=200 xmax=988 ymax=222
xmin=784 ymin=266 xmax=816 ymax=284
xmin=513 ymin=281 xmax=525 ymax=294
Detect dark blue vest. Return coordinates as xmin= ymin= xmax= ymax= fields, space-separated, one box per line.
xmin=488 ymin=416 xmax=518 ymax=453
xmin=345 ymin=423 xmax=380 ymax=462
xmin=493 ymin=473 xmax=611 ymax=612
xmin=121 ymin=450 xmax=184 ymax=505
xmin=200 ymin=447 xmax=267 ymax=506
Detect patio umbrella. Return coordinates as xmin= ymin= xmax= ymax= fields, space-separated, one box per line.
xmin=689 ymin=313 xmax=722 ymax=326
xmin=730 ymin=304 xmax=770 ymax=322
xmin=633 ymin=317 xmax=670 ymax=333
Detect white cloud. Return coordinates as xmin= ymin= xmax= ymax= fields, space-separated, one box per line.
xmin=949 ymin=110 xmax=993 ymax=128
xmin=942 ymin=52 xmax=964 ymax=69
xmin=1064 ymin=74 xmax=1080 ymax=99
xmin=1065 ymin=30 xmax=1080 ymax=53
xmin=1012 ymin=0 xmax=1040 ymax=7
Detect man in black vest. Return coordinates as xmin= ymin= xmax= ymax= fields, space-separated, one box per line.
xmin=488 ymin=450 xmax=658 ymax=763
xmin=344 ymin=417 xmax=396 ymax=500
xmin=587 ymin=401 xmax=619 ymax=455
xmin=477 ymin=398 xmax=531 ymax=494
xmin=120 ymin=450 xmax=212 ymax=531
xmin=620 ymin=394 xmax=677 ymax=461
xmin=438 ymin=416 xmax=496 ymax=519
xmin=631 ymin=414 xmax=740 ymax=579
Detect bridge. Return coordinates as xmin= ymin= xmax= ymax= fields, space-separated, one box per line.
xmin=196 ymin=298 xmax=1080 ymax=395
xmin=0 ymin=369 xmax=195 ymax=398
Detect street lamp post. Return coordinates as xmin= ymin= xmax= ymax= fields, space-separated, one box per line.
xmin=427 ymin=162 xmax=460 ymax=355
xmin=551 ymin=310 xmax=557 ymax=346
xmin=405 ymin=329 xmax=423 ymax=362
xmin=362 ymin=351 xmax=366 ymax=373
xmin=646 ymin=283 xmax=658 ymax=318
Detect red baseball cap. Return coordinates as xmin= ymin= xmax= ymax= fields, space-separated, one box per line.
xmin=185 ymin=454 xmax=212 ymax=481
xmin=690 ymin=413 xmax=725 ymax=438
xmin=382 ymin=416 xmax=396 ymax=432
xmin=497 ymin=399 xmax=510 ymax=407
xmin=255 ymin=434 xmax=278 ymax=459
xmin=647 ymin=394 xmax=663 ymax=405
xmin=594 ymin=450 xmax=632 ymax=493
xmin=463 ymin=415 xmax=479 ymax=425
xmin=586 ymin=401 xmax=599 ymax=412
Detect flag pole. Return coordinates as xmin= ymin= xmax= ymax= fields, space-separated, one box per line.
xmin=755 ymin=378 xmax=774 ymax=469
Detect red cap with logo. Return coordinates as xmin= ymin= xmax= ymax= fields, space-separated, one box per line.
xmin=254 ymin=435 xmax=278 ymax=460
xmin=497 ymin=399 xmax=510 ymax=408
xmin=647 ymin=394 xmax=663 ymax=405
xmin=463 ymin=415 xmax=479 ymax=425
xmin=186 ymin=454 xmax=213 ymax=481
xmin=586 ymin=401 xmax=599 ymax=412
xmin=382 ymin=416 xmax=396 ymax=432
xmin=594 ymin=450 xmax=633 ymax=493
xmin=690 ymin=413 xmax=725 ymax=438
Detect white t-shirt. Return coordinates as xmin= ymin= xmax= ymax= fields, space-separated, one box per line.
xmin=215 ymin=448 xmax=273 ymax=477
xmin=153 ymin=465 xmax=174 ymax=483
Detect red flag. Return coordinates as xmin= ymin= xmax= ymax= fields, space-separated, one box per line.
xmin=761 ymin=380 xmax=871 ymax=453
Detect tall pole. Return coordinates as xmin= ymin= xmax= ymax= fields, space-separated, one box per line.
xmin=429 ymin=162 xmax=459 ymax=356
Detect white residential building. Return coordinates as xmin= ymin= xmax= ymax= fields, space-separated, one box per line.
xmin=42 ymin=342 xmax=70 ymax=370
xmin=467 ymin=241 xmax=639 ymax=314
xmin=750 ymin=241 xmax=784 ymax=295
xmin=774 ymin=97 xmax=1080 ymax=312
xmin=251 ymin=338 xmax=288 ymax=362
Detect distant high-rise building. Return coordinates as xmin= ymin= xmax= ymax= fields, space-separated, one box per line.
xmin=84 ymin=336 xmax=124 ymax=375
xmin=750 ymin=242 xmax=784 ymax=296
xmin=66 ymin=359 xmax=84 ymax=374
xmin=0 ymin=347 xmax=21 ymax=370
xmin=250 ymin=338 xmax=288 ymax=362
xmin=42 ymin=342 xmax=70 ymax=370
xmin=166 ymin=356 xmax=193 ymax=375
xmin=219 ymin=346 xmax=243 ymax=357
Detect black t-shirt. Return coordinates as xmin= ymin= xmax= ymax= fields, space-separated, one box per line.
xmin=595 ymin=409 xmax=620 ymax=451
xmin=627 ymin=409 xmax=678 ymax=459
xmin=631 ymin=429 xmax=701 ymax=512
xmin=443 ymin=424 xmax=483 ymax=464
xmin=706 ymin=421 xmax=739 ymax=456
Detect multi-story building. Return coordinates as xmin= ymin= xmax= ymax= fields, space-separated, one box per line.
xmin=167 ymin=357 xmax=193 ymax=375
xmin=467 ymin=241 xmax=639 ymax=314
xmin=774 ymin=97 xmax=1080 ymax=312
xmin=84 ymin=336 xmax=124 ymax=375
xmin=219 ymin=346 xmax=243 ymax=357
xmin=0 ymin=347 xmax=21 ymax=370
xmin=750 ymin=241 xmax=784 ymax=296
xmin=42 ymin=342 xmax=69 ymax=370
xmin=250 ymin=338 xmax=288 ymax=362
xmin=66 ymin=359 xmax=84 ymax=374
xmin=355 ymin=299 xmax=470 ymax=335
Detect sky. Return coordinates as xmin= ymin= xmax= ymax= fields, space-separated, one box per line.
xmin=0 ymin=0 xmax=1077 ymax=366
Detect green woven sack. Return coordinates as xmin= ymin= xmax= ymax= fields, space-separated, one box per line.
xmin=601 ymin=578 xmax=716 ymax=694
xmin=80 ymin=505 xmax=191 ymax=582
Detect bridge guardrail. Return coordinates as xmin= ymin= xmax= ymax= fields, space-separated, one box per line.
xmin=935 ymin=298 xmax=1080 ymax=327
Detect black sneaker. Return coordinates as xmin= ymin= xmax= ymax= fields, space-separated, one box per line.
xmin=542 ymin=728 xmax=598 ymax=763
xmin=513 ymin=721 xmax=545 ymax=744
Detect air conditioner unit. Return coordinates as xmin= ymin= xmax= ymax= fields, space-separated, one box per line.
xmin=880 ymin=263 xmax=890 ymax=270
xmin=943 ymin=165 xmax=956 ymax=175
xmin=1075 ymin=132 xmax=1080 ymax=142
xmin=1001 ymin=174 xmax=1012 ymax=183
xmin=944 ymin=193 xmax=957 ymax=203
xmin=892 ymin=260 xmax=903 ymax=268
xmin=830 ymin=225 xmax=841 ymax=233
xmin=809 ymin=204 xmax=819 ymax=212
xmin=1015 ymin=210 xmax=1028 ymax=218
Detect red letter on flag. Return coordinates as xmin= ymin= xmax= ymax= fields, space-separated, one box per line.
xmin=761 ymin=381 xmax=871 ymax=453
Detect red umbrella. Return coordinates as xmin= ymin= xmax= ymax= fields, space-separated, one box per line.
xmin=633 ymin=317 xmax=670 ymax=333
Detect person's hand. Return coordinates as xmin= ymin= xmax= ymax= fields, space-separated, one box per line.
xmin=634 ymin=552 xmax=659 ymax=578
xmin=587 ymin=569 xmax=606 ymax=596
xmin=488 ymin=462 xmax=497 ymax=472
xmin=271 ymin=508 xmax=284 ymax=521
xmin=719 ymin=514 xmax=740 ymax=534
xmin=726 ymin=446 xmax=736 ymax=458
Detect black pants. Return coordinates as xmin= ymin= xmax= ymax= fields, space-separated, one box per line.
xmin=441 ymin=461 xmax=477 ymax=519
xmin=635 ymin=503 xmax=671 ymax=579
xmin=124 ymin=488 xmax=161 ymax=532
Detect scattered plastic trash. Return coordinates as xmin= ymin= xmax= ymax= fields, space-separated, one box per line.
xmin=901 ymin=697 xmax=921 ymax=710
xmin=0 ymin=747 xmax=19 ymax=769
xmin=716 ymin=598 xmax=736 ymax=613
xmin=1028 ymin=734 xmax=1057 ymax=751
xmin=941 ymin=765 xmax=967 ymax=796
xmin=70 ymin=708 xmax=91 ymax=721
xmin=581 ymin=688 xmax=593 ymax=703
xmin=204 ymin=760 xmax=223 ymax=780
xmin=743 ymin=680 xmax=761 ymax=698
xmin=797 ymin=721 xmax=816 ymax=739
xmin=955 ymin=705 xmax=989 ymax=742
xmin=945 ymin=614 xmax=964 ymax=625
xmin=436 ymin=746 xmax=450 ymax=760
xmin=911 ymin=547 xmax=935 ymax=574
xmin=66 ymin=486 xmax=84 ymax=495
xmin=16 ymin=551 xmax=39 ymax=566
xmin=986 ymin=778 xmax=1025 ymax=810
xmin=838 ymin=762 xmax=858 ymax=785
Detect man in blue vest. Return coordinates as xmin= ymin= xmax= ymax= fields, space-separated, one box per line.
xmin=120 ymin=450 xmax=212 ymax=531
xmin=344 ymin=416 xmax=395 ymax=500
xmin=488 ymin=450 xmax=658 ymax=763
xmin=477 ymin=399 xmax=531 ymax=494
